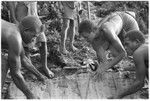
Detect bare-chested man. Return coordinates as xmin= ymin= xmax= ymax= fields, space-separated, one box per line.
xmin=7 ymin=1 xmax=54 ymax=78
xmin=109 ymin=30 xmax=148 ymax=99
xmin=1 ymin=16 xmax=47 ymax=99
xmin=78 ymin=11 xmax=139 ymax=76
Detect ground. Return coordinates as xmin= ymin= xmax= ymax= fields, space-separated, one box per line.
xmin=1 ymin=34 xmax=148 ymax=99
xmin=1 ymin=1 xmax=149 ymax=99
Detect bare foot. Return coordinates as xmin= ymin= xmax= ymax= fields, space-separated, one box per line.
xmin=69 ymin=45 xmax=78 ymax=52
xmin=37 ymin=74 xmax=45 ymax=84
xmin=60 ymin=47 xmax=69 ymax=55
xmin=42 ymin=68 xmax=54 ymax=79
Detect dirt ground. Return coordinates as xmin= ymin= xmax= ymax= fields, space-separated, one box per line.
xmin=2 ymin=51 xmax=148 ymax=99
xmin=2 ymin=66 xmax=148 ymax=99
xmin=1 ymin=34 xmax=149 ymax=99
xmin=1 ymin=1 xmax=149 ymax=99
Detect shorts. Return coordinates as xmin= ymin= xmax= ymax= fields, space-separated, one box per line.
xmin=61 ymin=1 xmax=75 ymax=20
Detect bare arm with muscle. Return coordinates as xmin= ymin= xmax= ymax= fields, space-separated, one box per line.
xmin=8 ymin=32 xmax=37 ymax=99
xmin=20 ymin=47 xmax=45 ymax=82
xmin=97 ymin=26 xmax=126 ymax=73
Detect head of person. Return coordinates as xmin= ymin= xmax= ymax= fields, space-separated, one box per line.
xmin=124 ymin=30 xmax=145 ymax=55
xmin=78 ymin=20 xmax=97 ymax=42
xmin=19 ymin=16 xmax=45 ymax=48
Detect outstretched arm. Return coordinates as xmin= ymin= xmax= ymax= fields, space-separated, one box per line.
xmin=39 ymin=42 xmax=54 ymax=78
xmin=99 ymin=27 xmax=126 ymax=72
xmin=8 ymin=38 xmax=37 ymax=99
xmin=20 ymin=48 xmax=45 ymax=82
xmin=39 ymin=42 xmax=47 ymax=69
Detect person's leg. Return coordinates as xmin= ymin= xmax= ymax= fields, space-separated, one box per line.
xmin=68 ymin=19 xmax=78 ymax=52
xmin=1 ymin=55 xmax=9 ymax=90
xmin=36 ymin=31 xmax=55 ymax=78
xmin=39 ymin=42 xmax=54 ymax=78
xmin=27 ymin=2 xmax=38 ymax=16
xmin=8 ymin=50 xmax=38 ymax=99
xmin=60 ymin=18 xmax=70 ymax=54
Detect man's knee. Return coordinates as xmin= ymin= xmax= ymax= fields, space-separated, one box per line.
xmin=1 ymin=55 xmax=9 ymax=88
xmin=62 ymin=19 xmax=69 ymax=28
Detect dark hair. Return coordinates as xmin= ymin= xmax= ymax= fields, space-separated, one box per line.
xmin=125 ymin=30 xmax=145 ymax=43
xmin=78 ymin=20 xmax=95 ymax=34
xmin=20 ymin=15 xmax=42 ymax=32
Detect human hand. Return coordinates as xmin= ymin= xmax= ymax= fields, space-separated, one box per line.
xmin=92 ymin=63 xmax=105 ymax=82
xmin=37 ymin=74 xmax=46 ymax=84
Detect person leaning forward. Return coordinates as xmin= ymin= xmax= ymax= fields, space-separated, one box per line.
xmin=7 ymin=1 xmax=54 ymax=78
xmin=78 ymin=11 xmax=140 ymax=80
xmin=1 ymin=16 xmax=48 ymax=99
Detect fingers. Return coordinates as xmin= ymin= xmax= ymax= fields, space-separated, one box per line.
xmin=38 ymin=76 xmax=46 ymax=84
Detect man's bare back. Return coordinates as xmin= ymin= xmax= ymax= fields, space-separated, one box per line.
xmin=2 ymin=20 xmax=20 ymax=44
xmin=78 ymin=11 xmax=140 ymax=81
xmin=1 ymin=18 xmax=46 ymax=99
xmin=7 ymin=1 xmax=54 ymax=79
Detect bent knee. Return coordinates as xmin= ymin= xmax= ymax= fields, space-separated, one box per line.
xmin=62 ymin=19 xmax=69 ymax=28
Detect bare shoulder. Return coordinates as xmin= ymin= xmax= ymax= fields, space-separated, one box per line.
xmin=2 ymin=20 xmax=19 ymax=37
xmin=133 ymin=44 xmax=148 ymax=61
xmin=2 ymin=20 xmax=23 ymax=54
